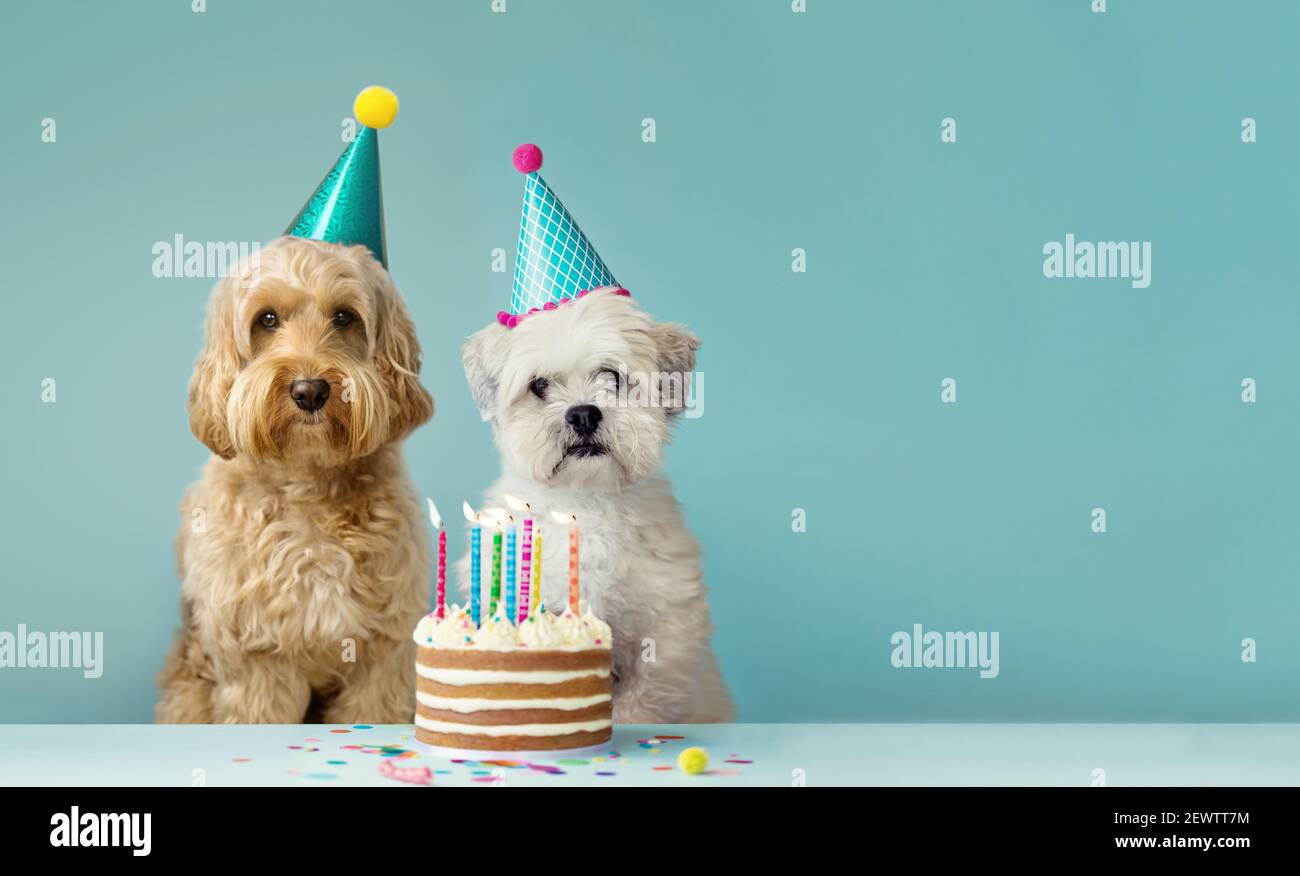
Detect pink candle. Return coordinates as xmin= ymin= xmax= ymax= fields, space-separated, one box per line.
xmin=427 ymin=499 xmax=446 ymax=618
xmin=437 ymin=528 xmax=446 ymax=618
xmin=519 ymin=518 xmax=533 ymax=623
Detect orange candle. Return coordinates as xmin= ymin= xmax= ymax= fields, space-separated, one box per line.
xmin=566 ymin=514 xmax=579 ymax=612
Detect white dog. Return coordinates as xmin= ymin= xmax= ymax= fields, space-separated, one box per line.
xmin=460 ymin=288 xmax=734 ymax=723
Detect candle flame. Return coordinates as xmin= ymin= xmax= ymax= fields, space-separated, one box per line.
xmin=483 ymin=507 xmax=509 ymax=527
xmin=462 ymin=500 xmax=479 ymax=523
xmin=549 ymin=510 xmax=577 ymax=524
xmin=426 ymin=498 xmax=443 ymax=530
xmin=504 ymin=493 xmax=532 ymax=513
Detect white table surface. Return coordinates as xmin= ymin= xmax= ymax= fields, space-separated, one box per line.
xmin=3 ymin=724 xmax=1298 ymax=787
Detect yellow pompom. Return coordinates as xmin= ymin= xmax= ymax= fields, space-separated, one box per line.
xmin=354 ymin=86 xmax=399 ymax=130
xmin=677 ymin=747 xmax=708 ymax=775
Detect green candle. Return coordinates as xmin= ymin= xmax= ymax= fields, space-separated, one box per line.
xmin=490 ymin=525 xmax=503 ymax=616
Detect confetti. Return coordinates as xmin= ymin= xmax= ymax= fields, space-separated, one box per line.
xmin=652 ymin=766 xmax=674 ymax=771
xmin=595 ymin=771 xmax=616 ymax=776
xmin=379 ymin=760 xmax=433 ymax=786
xmin=326 ymin=759 xmax=347 ymax=765
xmin=329 ymin=729 xmax=351 ymax=734
xmin=352 ymin=724 xmax=374 ymax=730
xmin=232 ymin=757 xmax=251 ymax=763
xmin=725 ymin=759 xmax=753 ymax=765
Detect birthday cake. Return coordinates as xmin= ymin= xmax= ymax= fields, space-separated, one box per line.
xmin=411 ymin=604 xmax=613 ymax=751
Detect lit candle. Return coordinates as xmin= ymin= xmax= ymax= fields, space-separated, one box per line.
xmin=531 ymin=528 xmax=543 ymax=615
xmin=487 ymin=510 xmax=503 ymax=617
xmin=506 ymin=494 xmax=534 ymax=623
xmin=426 ymin=499 xmax=446 ymax=618
xmin=504 ymin=513 xmax=516 ymax=623
xmin=463 ymin=501 xmax=482 ymax=627
xmin=552 ymin=511 xmax=579 ymax=613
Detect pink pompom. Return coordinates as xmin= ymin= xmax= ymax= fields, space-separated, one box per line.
xmin=512 ymin=143 xmax=543 ymax=174
xmin=496 ymin=310 xmax=510 ymax=325
xmin=505 ymin=315 xmax=519 ymax=328
xmin=543 ymin=301 xmax=557 ymax=311
xmin=577 ymin=288 xmax=590 ymax=298
xmin=613 ymin=287 xmax=631 ymax=297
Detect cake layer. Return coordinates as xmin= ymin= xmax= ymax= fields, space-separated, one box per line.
xmin=415 ymin=664 xmax=610 ymax=686
xmin=417 ymin=673 xmax=611 ymax=700
xmin=417 ymin=701 xmax=610 ymax=726
xmin=415 ymin=721 xmax=611 ymax=751
xmin=415 ymin=714 xmax=611 ymax=737
xmin=417 ymin=646 xmax=608 ymax=671
xmin=417 ymin=690 xmax=611 ymax=714
xmin=415 ymin=726 xmax=611 ymax=751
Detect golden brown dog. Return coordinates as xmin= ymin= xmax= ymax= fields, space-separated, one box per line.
xmin=156 ymin=236 xmax=433 ymax=723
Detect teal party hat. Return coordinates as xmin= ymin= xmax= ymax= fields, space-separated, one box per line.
xmin=285 ymin=86 xmax=399 ymax=268
xmin=501 ymin=144 xmax=621 ymax=326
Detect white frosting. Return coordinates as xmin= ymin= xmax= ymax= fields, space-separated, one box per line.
xmin=411 ymin=604 xmax=613 ymax=651
xmin=517 ymin=611 xmax=563 ymax=649
xmin=472 ymin=609 xmax=518 ymax=651
xmin=416 ymin=664 xmax=611 ymax=686
xmin=412 ymin=605 xmax=477 ymax=648
xmin=415 ymin=714 xmax=612 ymax=737
xmin=581 ymin=607 xmax=612 ymax=646
xmin=417 ymin=691 xmax=611 ymax=713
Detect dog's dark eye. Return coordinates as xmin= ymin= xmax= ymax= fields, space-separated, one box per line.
xmin=529 ymin=377 xmax=549 ymax=399
xmin=258 ymin=311 xmax=278 ymax=329
xmin=332 ymin=310 xmax=355 ymax=328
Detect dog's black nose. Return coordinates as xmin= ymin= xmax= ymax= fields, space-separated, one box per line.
xmin=290 ymin=378 xmax=331 ymax=412
xmin=565 ymin=404 xmax=603 ymax=437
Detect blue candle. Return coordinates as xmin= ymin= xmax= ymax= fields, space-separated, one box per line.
xmin=505 ymin=523 xmax=517 ymax=623
xmin=470 ymin=521 xmax=482 ymax=628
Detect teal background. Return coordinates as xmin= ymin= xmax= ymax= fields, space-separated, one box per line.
xmin=2 ymin=0 xmax=1297 ymax=723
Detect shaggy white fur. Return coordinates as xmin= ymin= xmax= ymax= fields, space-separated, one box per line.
xmin=461 ymin=289 xmax=734 ymax=722
xmin=156 ymin=237 xmax=434 ymax=724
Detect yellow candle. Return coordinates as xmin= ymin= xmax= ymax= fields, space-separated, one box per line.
xmin=531 ymin=530 xmax=543 ymax=615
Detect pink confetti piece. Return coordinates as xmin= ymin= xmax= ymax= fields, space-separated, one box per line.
xmin=378 ymin=759 xmax=433 ymax=786
xmin=232 ymin=758 xmax=251 ymax=763
xmin=724 ymin=759 xmax=753 ymax=764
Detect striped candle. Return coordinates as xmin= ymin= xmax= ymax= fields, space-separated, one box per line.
xmin=505 ymin=522 xmax=516 ymax=623
xmin=531 ymin=530 xmax=543 ymax=615
xmin=519 ymin=518 xmax=533 ymax=623
xmin=469 ymin=522 xmax=481 ymax=627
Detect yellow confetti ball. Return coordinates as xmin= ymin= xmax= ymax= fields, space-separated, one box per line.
xmin=678 ymin=746 xmax=708 ymax=774
xmin=353 ymin=86 xmax=399 ymax=129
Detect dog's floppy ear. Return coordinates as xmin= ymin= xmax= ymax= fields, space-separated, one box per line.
xmin=372 ymin=268 xmax=434 ymax=442
xmin=648 ymin=321 xmax=699 ymax=414
xmin=462 ymin=323 xmax=510 ymax=422
xmin=187 ymin=276 xmax=240 ymax=459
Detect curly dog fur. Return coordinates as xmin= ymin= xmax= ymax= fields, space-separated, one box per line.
xmin=156 ymin=237 xmax=433 ymax=724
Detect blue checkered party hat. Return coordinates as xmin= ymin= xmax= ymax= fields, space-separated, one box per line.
xmin=499 ymin=144 xmax=624 ymax=328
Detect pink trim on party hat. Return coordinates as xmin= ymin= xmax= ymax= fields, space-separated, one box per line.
xmin=497 ymin=286 xmax=632 ymax=328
